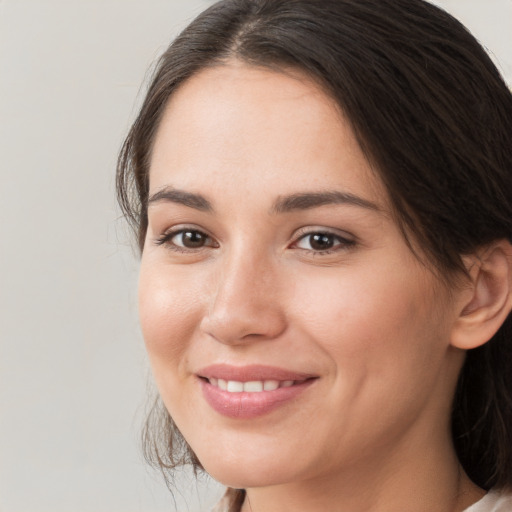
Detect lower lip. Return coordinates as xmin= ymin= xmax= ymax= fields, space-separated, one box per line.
xmin=199 ymin=378 xmax=315 ymax=419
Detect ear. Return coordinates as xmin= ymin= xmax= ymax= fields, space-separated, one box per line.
xmin=451 ymin=239 xmax=512 ymax=350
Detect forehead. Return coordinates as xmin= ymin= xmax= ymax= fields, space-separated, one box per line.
xmin=149 ymin=62 xmax=386 ymax=209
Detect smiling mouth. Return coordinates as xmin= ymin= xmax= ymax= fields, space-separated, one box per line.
xmin=197 ymin=366 xmax=317 ymax=419
xmin=203 ymin=377 xmax=310 ymax=393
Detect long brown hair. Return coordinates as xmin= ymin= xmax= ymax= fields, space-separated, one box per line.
xmin=117 ymin=0 xmax=512 ymax=491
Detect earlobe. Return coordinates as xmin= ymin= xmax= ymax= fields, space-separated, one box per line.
xmin=451 ymin=240 xmax=512 ymax=350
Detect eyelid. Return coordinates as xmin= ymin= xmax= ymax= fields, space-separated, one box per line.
xmin=292 ymin=226 xmax=355 ymax=242
xmin=154 ymin=224 xmax=219 ymax=250
xmin=290 ymin=226 xmax=356 ymax=252
xmin=152 ymin=224 xmax=355 ymax=254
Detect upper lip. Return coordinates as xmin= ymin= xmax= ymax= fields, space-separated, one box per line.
xmin=197 ymin=364 xmax=317 ymax=382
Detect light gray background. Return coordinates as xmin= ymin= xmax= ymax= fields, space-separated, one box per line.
xmin=1 ymin=1 xmax=510 ymax=511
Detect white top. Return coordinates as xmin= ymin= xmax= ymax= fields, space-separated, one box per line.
xmin=463 ymin=489 xmax=512 ymax=512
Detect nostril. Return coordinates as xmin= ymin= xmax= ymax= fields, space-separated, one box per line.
xmin=200 ymin=306 xmax=287 ymax=346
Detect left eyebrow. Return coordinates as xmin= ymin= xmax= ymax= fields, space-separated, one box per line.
xmin=147 ymin=187 xmax=213 ymax=212
xmin=271 ymin=191 xmax=381 ymax=214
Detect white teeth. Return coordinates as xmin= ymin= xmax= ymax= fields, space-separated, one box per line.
xmin=226 ymin=381 xmax=244 ymax=393
xmin=209 ymin=379 xmax=296 ymax=392
xmin=263 ymin=380 xmax=279 ymax=391
xmin=244 ymin=381 xmax=263 ymax=392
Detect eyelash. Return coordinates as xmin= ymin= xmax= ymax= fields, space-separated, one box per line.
xmin=155 ymin=227 xmax=217 ymax=253
xmin=154 ymin=227 xmax=355 ymax=255
xmin=292 ymin=229 xmax=355 ymax=255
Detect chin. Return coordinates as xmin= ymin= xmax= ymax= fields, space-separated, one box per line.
xmin=206 ymin=464 xmax=288 ymax=489
xmin=197 ymin=447 xmax=297 ymax=489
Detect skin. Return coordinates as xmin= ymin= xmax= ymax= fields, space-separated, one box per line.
xmin=139 ymin=62 xmax=487 ymax=511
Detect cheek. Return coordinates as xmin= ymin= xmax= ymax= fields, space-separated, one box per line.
xmin=288 ymin=265 xmax=453 ymax=453
xmin=138 ymin=261 xmax=205 ymax=370
xmin=291 ymin=262 xmax=447 ymax=373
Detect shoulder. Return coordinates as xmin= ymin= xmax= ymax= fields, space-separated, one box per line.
xmin=464 ymin=488 xmax=512 ymax=512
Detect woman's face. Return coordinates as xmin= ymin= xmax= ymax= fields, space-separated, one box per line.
xmin=139 ymin=63 xmax=465 ymax=488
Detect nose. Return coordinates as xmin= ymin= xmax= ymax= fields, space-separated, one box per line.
xmin=200 ymin=250 xmax=287 ymax=345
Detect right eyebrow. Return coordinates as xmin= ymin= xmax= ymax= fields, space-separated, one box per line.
xmin=271 ymin=190 xmax=381 ymax=214
xmin=147 ymin=187 xmax=213 ymax=212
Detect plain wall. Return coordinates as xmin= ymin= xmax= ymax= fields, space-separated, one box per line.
xmin=0 ymin=1 xmax=510 ymax=511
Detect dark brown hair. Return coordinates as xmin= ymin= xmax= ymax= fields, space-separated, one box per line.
xmin=117 ymin=0 xmax=512 ymax=492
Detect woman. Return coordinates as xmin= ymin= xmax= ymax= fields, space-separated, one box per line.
xmin=117 ymin=1 xmax=512 ymax=510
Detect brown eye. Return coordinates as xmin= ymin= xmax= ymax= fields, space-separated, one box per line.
xmin=172 ymin=230 xmax=210 ymax=249
xmin=294 ymin=231 xmax=353 ymax=253
xmin=308 ymin=233 xmax=336 ymax=250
